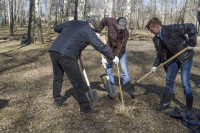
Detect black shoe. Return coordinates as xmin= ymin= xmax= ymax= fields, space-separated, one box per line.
xmin=156 ymin=102 xmax=170 ymax=111
xmin=185 ymin=96 xmax=193 ymax=119
xmin=54 ymin=101 xmax=68 ymax=109
xmin=156 ymin=93 xmax=172 ymax=111
xmin=80 ymin=108 xmax=99 ymax=114
xmin=122 ymin=81 xmax=135 ymax=91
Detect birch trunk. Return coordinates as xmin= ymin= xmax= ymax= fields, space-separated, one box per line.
xmin=63 ymin=0 xmax=68 ymax=22
xmin=8 ymin=0 xmax=14 ymax=36
xmin=47 ymin=0 xmax=51 ymax=34
xmin=35 ymin=0 xmax=44 ymax=43
xmin=78 ymin=0 xmax=85 ymax=20
xmin=124 ymin=0 xmax=132 ymax=29
xmin=184 ymin=0 xmax=197 ymax=24
xmin=104 ymin=0 xmax=113 ymax=17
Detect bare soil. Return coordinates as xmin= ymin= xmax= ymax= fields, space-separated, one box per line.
xmin=0 ymin=24 xmax=200 ymax=132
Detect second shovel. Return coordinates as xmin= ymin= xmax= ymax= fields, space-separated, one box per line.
xmin=101 ymin=54 xmax=117 ymax=99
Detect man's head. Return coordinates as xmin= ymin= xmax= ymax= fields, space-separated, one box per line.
xmin=86 ymin=17 xmax=98 ymax=32
xmin=146 ymin=17 xmax=162 ymax=35
xmin=116 ymin=17 xmax=127 ymax=30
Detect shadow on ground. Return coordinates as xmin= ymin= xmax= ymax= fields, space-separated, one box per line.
xmin=0 ymin=99 xmax=9 ymax=110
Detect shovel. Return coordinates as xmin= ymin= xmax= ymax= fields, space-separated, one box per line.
xmin=126 ymin=47 xmax=188 ymax=94
xmin=101 ymin=54 xmax=117 ymax=99
xmin=79 ymin=57 xmax=98 ymax=104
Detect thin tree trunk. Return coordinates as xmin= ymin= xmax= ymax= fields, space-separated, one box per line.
xmin=54 ymin=0 xmax=58 ymax=27
xmin=27 ymin=0 xmax=35 ymax=44
xmin=47 ymin=0 xmax=51 ymax=34
xmin=74 ymin=0 xmax=78 ymax=20
xmin=35 ymin=0 xmax=44 ymax=43
xmin=8 ymin=0 xmax=14 ymax=36
xmin=124 ymin=0 xmax=132 ymax=29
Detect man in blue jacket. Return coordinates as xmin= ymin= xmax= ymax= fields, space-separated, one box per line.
xmin=49 ymin=18 xmax=119 ymax=114
xmin=146 ymin=17 xmax=197 ymax=118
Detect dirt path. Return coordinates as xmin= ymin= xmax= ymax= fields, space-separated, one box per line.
xmin=0 ymin=25 xmax=200 ymax=132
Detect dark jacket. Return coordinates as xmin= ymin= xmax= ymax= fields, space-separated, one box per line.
xmin=153 ymin=23 xmax=197 ymax=68
xmin=49 ymin=20 xmax=115 ymax=61
xmin=98 ymin=17 xmax=129 ymax=56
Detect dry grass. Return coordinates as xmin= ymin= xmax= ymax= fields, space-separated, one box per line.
xmin=0 ymin=23 xmax=200 ymax=132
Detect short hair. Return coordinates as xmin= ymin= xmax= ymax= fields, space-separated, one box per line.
xmin=146 ymin=17 xmax=162 ymax=30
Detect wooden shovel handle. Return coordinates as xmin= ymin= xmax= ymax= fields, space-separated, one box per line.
xmin=117 ymin=65 xmax=124 ymax=105
xmin=136 ymin=47 xmax=188 ymax=83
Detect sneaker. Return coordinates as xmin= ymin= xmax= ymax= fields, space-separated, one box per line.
xmin=80 ymin=108 xmax=99 ymax=114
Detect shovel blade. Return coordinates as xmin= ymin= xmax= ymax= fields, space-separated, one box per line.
xmin=86 ymin=90 xmax=98 ymax=104
xmin=105 ymin=84 xmax=117 ymax=99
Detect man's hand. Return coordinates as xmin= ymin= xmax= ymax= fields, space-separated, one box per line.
xmin=151 ymin=66 xmax=157 ymax=73
xmin=187 ymin=46 xmax=194 ymax=50
xmin=101 ymin=58 xmax=107 ymax=66
xmin=113 ymin=56 xmax=119 ymax=65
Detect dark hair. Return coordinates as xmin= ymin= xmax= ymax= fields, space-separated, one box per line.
xmin=146 ymin=17 xmax=162 ymax=30
xmin=117 ymin=17 xmax=126 ymax=24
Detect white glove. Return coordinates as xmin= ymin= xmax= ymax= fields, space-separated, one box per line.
xmin=101 ymin=58 xmax=107 ymax=66
xmin=187 ymin=46 xmax=194 ymax=50
xmin=113 ymin=56 xmax=119 ymax=65
xmin=151 ymin=66 xmax=157 ymax=73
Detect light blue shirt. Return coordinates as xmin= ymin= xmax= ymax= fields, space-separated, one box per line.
xmin=157 ymin=29 xmax=163 ymax=40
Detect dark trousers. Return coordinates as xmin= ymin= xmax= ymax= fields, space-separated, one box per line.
xmin=50 ymin=51 xmax=91 ymax=111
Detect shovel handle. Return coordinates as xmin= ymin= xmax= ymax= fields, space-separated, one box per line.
xmin=117 ymin=65 xmax=124 ymax=105
xmin=79 ymin=58 xmax=92 ymax=90
xmin=136 ymin=47 xmax=188 ymax=83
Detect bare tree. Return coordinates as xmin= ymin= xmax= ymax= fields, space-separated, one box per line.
xmin=35 ymin=0 xmax=44 ymax=43
xmin=27 ymin=0 xmax=35 ymax=44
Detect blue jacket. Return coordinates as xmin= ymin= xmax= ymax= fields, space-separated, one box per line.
xmin=49 ymin=20 xmax=115 ymax=61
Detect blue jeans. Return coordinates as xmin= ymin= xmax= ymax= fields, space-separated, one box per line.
xmin=165 ymin=59 xmax=193 ymax=97
xmin=106 ymin=50 xmax=130 ymax=85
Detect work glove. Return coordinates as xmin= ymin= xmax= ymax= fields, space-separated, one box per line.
xmin=101 ymin=58 xmax=107 ymax=66
xmin=187 ymin=46 xmax=194 ymax=50
xmin=151 ymin=66 xmax=157 ymax=73
xmin=113 ymin=56 xmax=119 ymax=65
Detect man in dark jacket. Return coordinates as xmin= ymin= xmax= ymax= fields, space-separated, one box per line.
xmin=49 ymin=18 xmax=119 ymax=114
xmin=146 ymin=17 xmax=197 ymax=118
xmin=98 ymin=17 xmax=132 ymax=94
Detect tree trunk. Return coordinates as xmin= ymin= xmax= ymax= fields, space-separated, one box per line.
xmin=124 ymin=0 xmax=132 ymax=29
xmin=74 ymin=0 xmax=78 ymax=20
xmin=27 ymin=0 xmax=35 ymax=44
xmin=35 ymin=0 xmax=44 ymax=43
xmin=47 ymin=0 xmax=51 ymax=34
xmin=184 ymin=0 xmax=197 ymax=24
xmin=78 ymin=0 xmax=85 ymax=20
xmin=63 ymin=0 xmax=68 ymax=22
xmin=54 ymin=0 xmax=58 ymax=27
xmin=104 ymin=0 xmax=113 ymax=17
xmin=8 ymin=0 xmax=14 ymax=36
